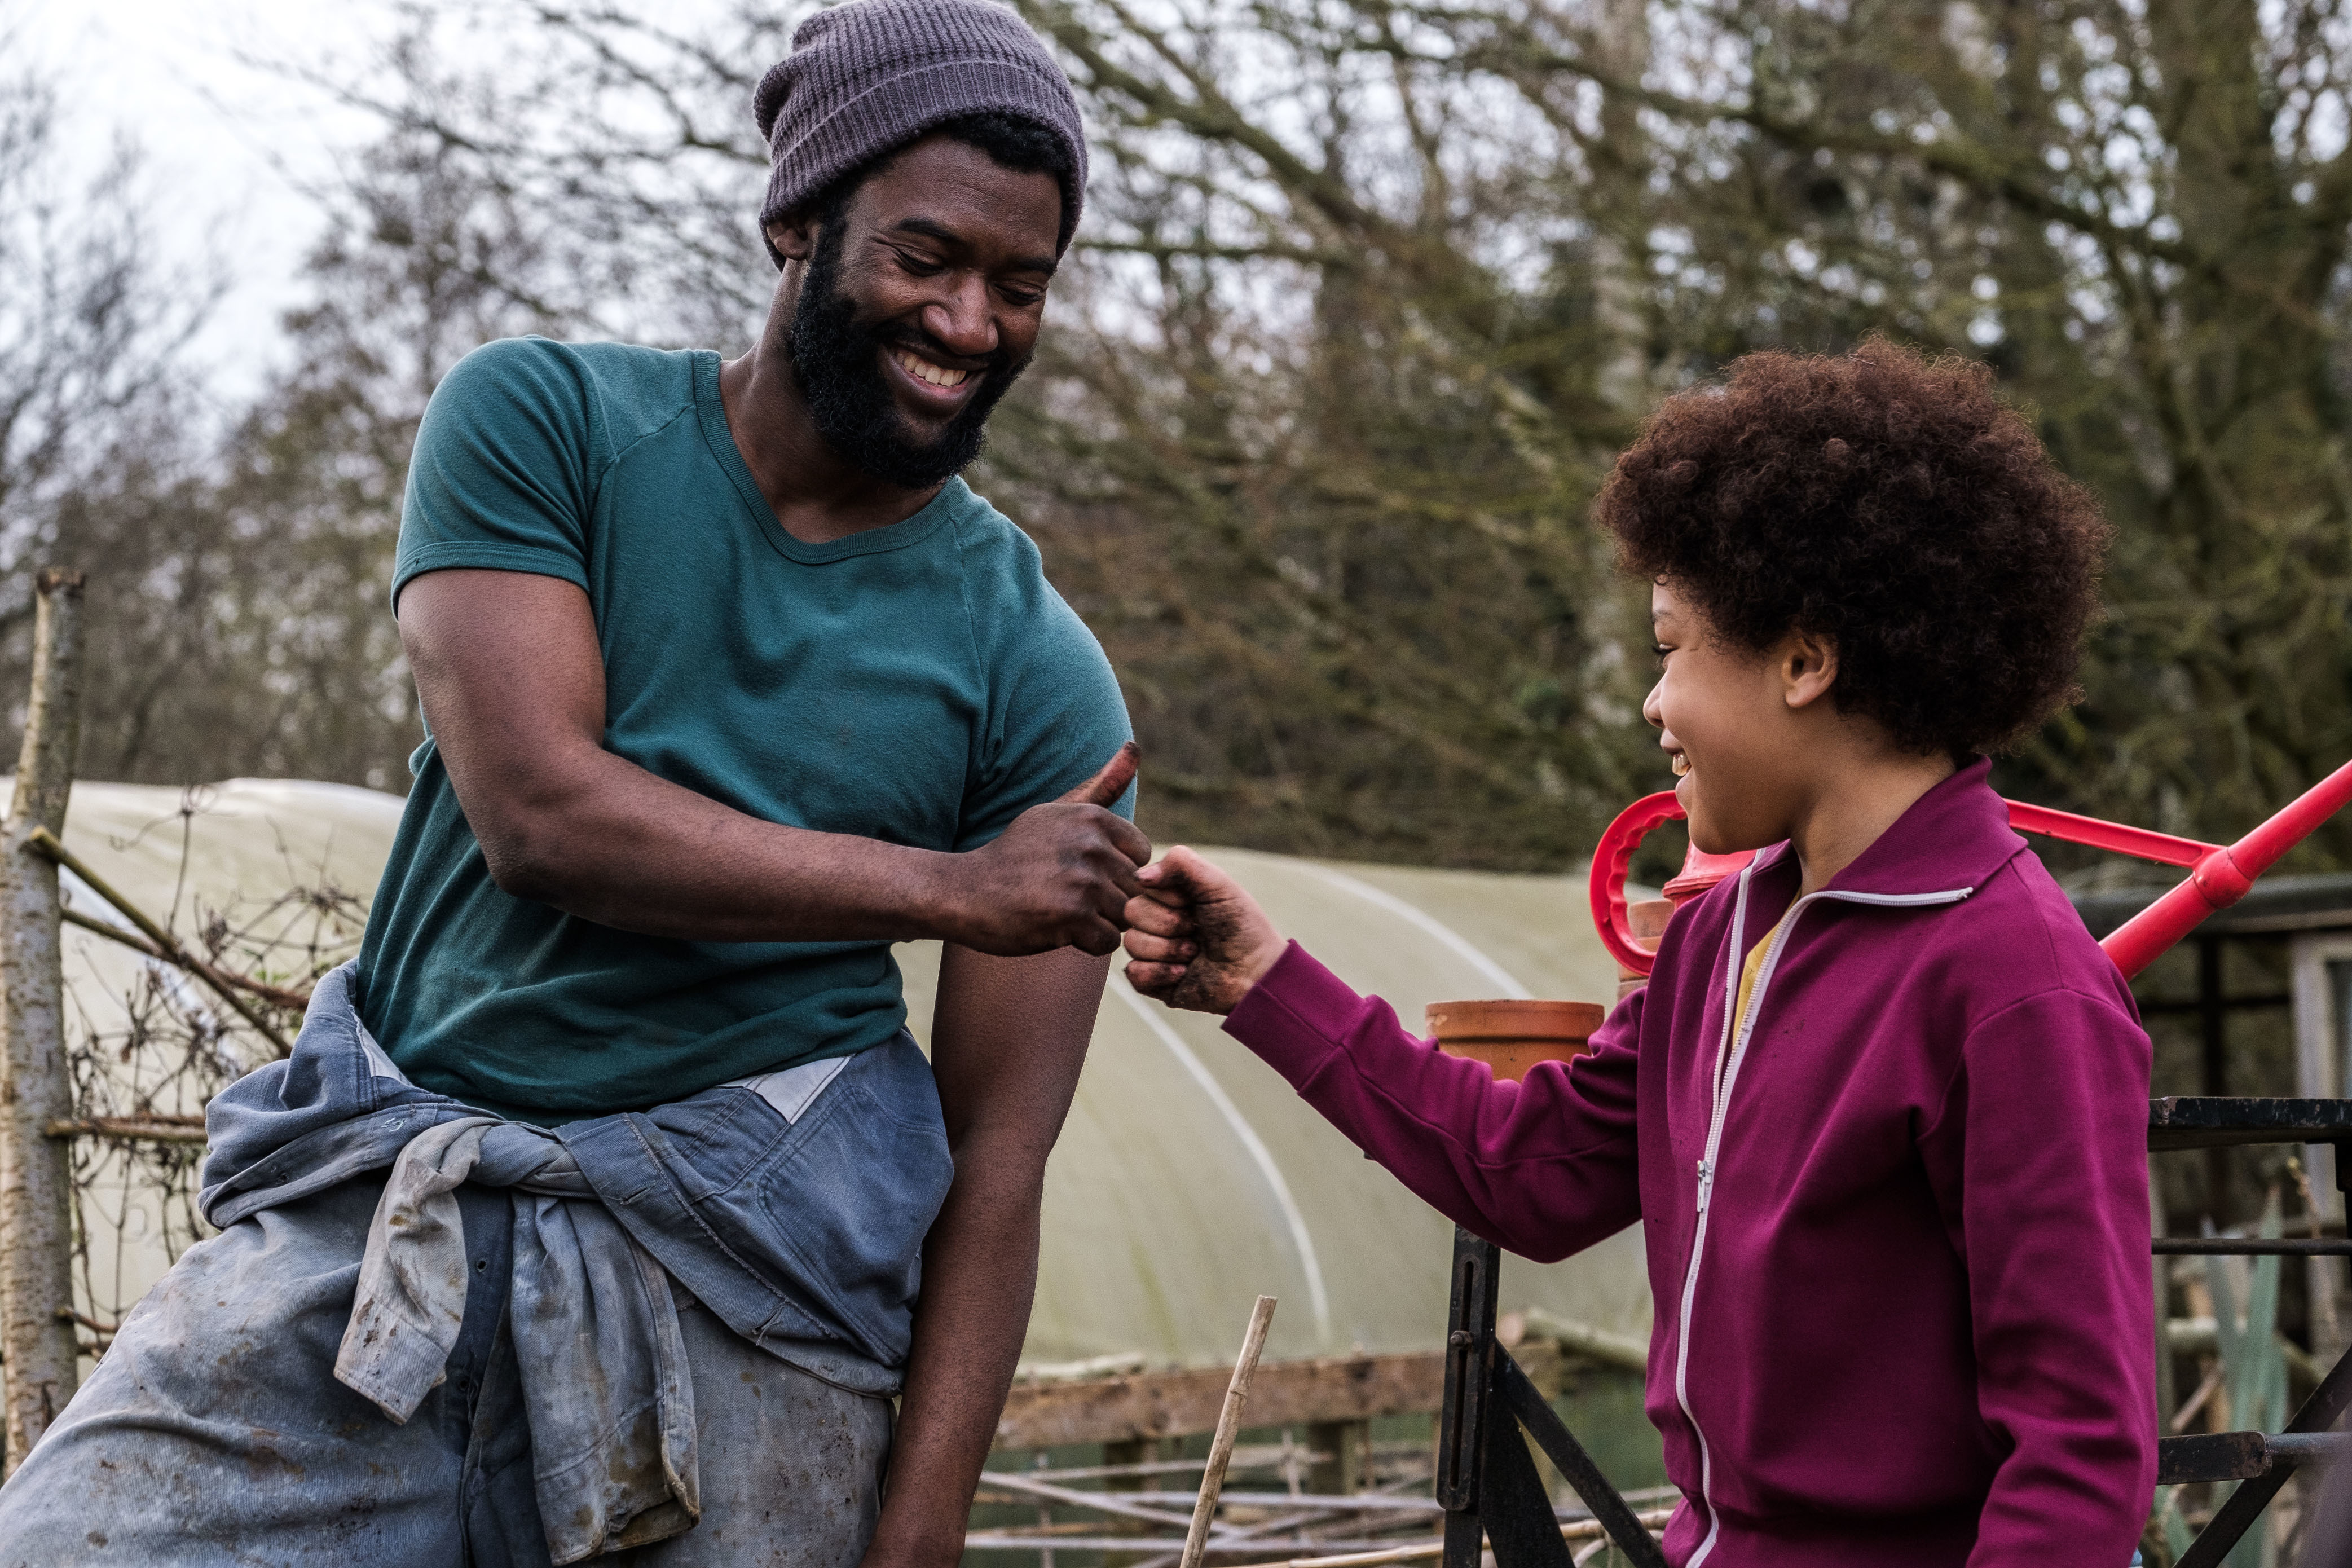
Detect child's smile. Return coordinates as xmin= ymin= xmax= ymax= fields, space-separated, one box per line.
xmin=1644 ymin=579 xmax=1778 ymax=855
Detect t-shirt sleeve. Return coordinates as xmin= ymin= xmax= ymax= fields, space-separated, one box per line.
xmin=956 ymin=581 xmax=1135 ymax=850
xmin=391 ymin=337 xmax=599 ymax=612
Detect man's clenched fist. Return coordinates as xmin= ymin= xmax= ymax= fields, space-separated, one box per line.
xmin=946 ymin=742 xmax=1152 ymax=956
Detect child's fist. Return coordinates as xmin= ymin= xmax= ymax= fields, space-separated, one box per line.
xmin=1121 ymin=847 xmax=1285 ymax=1015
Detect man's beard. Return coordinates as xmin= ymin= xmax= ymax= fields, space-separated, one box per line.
xmin=785 ymin=222 xmax=1032 ymax=490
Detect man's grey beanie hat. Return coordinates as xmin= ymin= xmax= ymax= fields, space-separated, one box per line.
xmin=752 ymin=0 xmax=1088 ymax=265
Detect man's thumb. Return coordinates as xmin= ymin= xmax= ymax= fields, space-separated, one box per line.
xmin=1061 ymin=741 xmax=1139 ymax=807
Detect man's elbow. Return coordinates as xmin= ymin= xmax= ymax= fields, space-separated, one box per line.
xmin=476 ymin=813 xmax=583 ymax=906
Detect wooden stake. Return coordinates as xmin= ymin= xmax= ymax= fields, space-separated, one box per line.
xmin=0 ymin=569 xmax=85 ymax=1472
xmin=1178 ymin=1294 xmax=1278 ymax=1568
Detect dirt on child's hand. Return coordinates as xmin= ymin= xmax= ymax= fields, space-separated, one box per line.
xmin=1121 ymin=847 xmax=1285 ymax=1014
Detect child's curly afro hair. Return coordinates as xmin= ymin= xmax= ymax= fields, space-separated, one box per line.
xmin=1593 ymin=338 xmax=2112 ymax=757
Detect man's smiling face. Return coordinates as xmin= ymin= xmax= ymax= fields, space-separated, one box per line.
xmin=772 ymin=134 xmax=1063 ymax=488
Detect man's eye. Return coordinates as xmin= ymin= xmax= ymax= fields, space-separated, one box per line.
xmin=891 ymin=249 xmax=945 ymax=276
xmin=999 ymin=285 xmax=1046 ymax=308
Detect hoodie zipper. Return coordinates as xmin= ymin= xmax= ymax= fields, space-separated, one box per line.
xmin=1670 ymin=864 xmax=1972 ymax=1567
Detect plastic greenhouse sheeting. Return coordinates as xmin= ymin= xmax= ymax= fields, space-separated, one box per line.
xmin=32 ymin=778 xmax=412 ymax=1331
xmin=905 ymin=847 xmax=1652 ymax=1372
xmin=37 ymin=781 xmax=1653 ymax=1373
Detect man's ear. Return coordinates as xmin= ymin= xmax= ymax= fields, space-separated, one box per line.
xmin=767 ymin=214 xmax=820 ymax=263
xmin=1780 ymin=628 xmax=1839 ymax=711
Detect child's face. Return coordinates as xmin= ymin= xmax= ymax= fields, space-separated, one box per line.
xmin=1642 ymin=580 xmax=1818 ymax=855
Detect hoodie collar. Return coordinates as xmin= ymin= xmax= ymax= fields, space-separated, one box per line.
xmin=1746 ymin=757 xmax=2025 ymax=900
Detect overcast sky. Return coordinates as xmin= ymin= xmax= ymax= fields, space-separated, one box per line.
xmin=14 ymin=0 xmax=399 ymax=404
xmin=15 ymin=0 xmax=746 ymax=409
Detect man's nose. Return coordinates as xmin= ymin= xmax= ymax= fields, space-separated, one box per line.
xmin=922 ymin=278 xmax=999 ymax=360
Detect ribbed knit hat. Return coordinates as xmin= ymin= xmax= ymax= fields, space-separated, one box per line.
xmin=752 ymin=0 xmax=1088 ymax=265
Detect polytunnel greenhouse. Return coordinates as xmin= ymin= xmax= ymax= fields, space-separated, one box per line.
xmin=38 ymin=779 xmax=1654 ymax=1385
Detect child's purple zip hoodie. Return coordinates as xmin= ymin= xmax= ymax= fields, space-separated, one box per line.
xmin=1221 ymin=761 xmax=2155 ymax=1566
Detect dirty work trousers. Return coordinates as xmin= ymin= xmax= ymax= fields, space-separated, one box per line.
xmin=0 ymin=1173 xmax=892 ymax=1567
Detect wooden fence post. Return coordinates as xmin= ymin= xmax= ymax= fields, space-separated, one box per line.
xmin=0 ymin=569 xmax=86 ymax=1472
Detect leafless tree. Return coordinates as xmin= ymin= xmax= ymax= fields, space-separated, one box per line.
xmin=61 ymin=0 xmax=2347 ymax=871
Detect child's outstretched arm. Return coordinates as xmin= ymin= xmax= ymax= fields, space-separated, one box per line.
xmin=1124 ymin=849 xmax=1641 ymax=1261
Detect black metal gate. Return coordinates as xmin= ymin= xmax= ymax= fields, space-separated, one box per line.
xmin=1435 ymin=1226 xmax=1666 ymax=1568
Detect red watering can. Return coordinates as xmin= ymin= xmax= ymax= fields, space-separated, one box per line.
xmin=1590 ymin=759 xmax=2352 ymax=981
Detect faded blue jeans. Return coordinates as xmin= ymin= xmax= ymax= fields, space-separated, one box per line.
xmin=0 ymin=1171 xmax=893 ymax=1566
xmin=0 ymin=964 xmax=950 ymax=1565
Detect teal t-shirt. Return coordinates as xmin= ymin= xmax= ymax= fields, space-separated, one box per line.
xmin=355 ymin=337 xmax=1134 ymax=1121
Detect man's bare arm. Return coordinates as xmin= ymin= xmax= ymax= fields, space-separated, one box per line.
xmin=864 ymin=942 xmax=1104 ymax=1568
xmin=398 ymin=570 xmax=1147 ymax=954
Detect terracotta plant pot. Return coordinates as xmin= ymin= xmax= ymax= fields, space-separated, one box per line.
xmin=1615 ymin=897 xmax=1677 ymax=1001
xmin=1424 ymin=998 xmax=1607 ymax=1082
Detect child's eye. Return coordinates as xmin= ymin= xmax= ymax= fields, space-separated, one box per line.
xmin=1651 ymin=642 xmax=1673 ymax=662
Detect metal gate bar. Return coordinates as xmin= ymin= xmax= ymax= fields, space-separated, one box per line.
xmin=1435 ymin=1227 xmax=1666 ymax=1568
xmin=2155 ymin=1099 xmax=2352 ymax=1566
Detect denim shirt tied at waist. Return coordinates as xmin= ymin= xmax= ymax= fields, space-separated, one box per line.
xmin=195 ymin=963 xmax=953 ymax=1564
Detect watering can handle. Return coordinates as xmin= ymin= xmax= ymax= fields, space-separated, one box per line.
xmin=1587 ymin=791 xmax=1688 ymax=976
xmin=1589 ymin=759 xmax=2352 ymax=983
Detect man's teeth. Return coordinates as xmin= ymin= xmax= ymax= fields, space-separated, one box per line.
xmin=893 ymin=349 xmax=969 ymax=389
xmin=1672 ymin=754 xmax=1691 ymax=777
